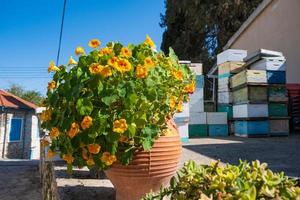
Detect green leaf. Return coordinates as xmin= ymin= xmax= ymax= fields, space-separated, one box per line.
xmin=117 ymin=87 xmax=126 ymax=97
xmin=142 ymin=137 xmax=152 ymax=151
xmin=76 ymin=98 xmax=93 ymax=115
xmin=101 ymin=95 xmax=118 ymax=106
xmin=127 ymin=123 xmax=136 ymax=137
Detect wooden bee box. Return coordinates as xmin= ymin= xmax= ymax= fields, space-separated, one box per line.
xmin=269 ymin=103 xmax=288 ymax=117
xmin=250 ymin=57 xmax=286 ymax=71
xmin=208 ymin=125 xmax=229 ymax=136
xmin=233 ymin=85 xmax=267 ymax=104
xmin=233 ymin=104 xmax=268 ymax=118
xmin=234 ymin=120 xmax=269 ymax=136
xmin=269 ymin=119 xmax=289 ymax=136
xmin=218 ymin=61 xmax=245 ymax=75
xmin=230 ymin=70 xmax=267 ymax=89
xmin=218 ymin=91 xmax=233 ymax=104
xmin=268 ymin=85 xmax=288 ymax=102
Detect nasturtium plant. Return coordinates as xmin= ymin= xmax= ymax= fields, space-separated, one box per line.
xmin=143 ymin=160 xmax=300 ymax=200
xmin=40 ymin=36 xmax=195 ymax=171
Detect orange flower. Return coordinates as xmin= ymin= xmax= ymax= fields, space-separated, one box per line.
xmin=81 ymin=116 xmax=93 ymax=130
xmin=99 ymin=47 xmax=113 ymax=56
xmin=116 ymin=59 xmax=132 ymax=73
xmin=40 ymin=109 xmax=51 ymax=121
xmin=101 ymin=152 xmax=117 ymax=166
xmin=136 ymin=64 xmax=148 ymax=78
xmin=120 ymin=47 xmax=132 ymax=58
xmin=48 ymin=60 xmax=59 ymax=73
xmin=144 ymin=57 xmax=155 ymax=68
xmin=144 ymin=35 xmax=155 ymax=48
xmin=88 ymin=39 xmax=101 ymax=48
xmin=89 ymin=63 xmax=104 ymax=74
xmin=108 ymin=56 xmax=119 ymax=67
xmin=172 ymin=70 xmax=183 ymax=81
xmin=47 ymin=80 xmax=56 ymax=90
xmin=113 ymin=119 xmax=128 ymax=134
xmin=50 ymin=127 xmax=59 ymax=139
xmin=82 ymin=148 xmax=89 ymax=161
xmin=63 ymin=154 xmax=74 ymax=164
xmin=169 ymin=96 xmax=176 ymax=109
xmin=183 ymin=81 xmax=196 ymax=94
xmin=176 ymin=101 xmax=183 ymax=113
xmin=47 ymin=149 xmax=55 ymax=159
xmin=68 ymin=56 xmax=77 ymax=65
xmin=75 ymin=46 xmax=85 ymax=56
xmin=100 ymin=66 xmax=112 ymax=77
xmin=40 ymin=139 xmax=49 ymax=148
xmin=86 ymin=157 xmax=95 ymax=166
xmin=87 ymin=143 xmax=101 ymax=154
xmin=67 ymin=122 xmax=80 ymax=138
xmin=119 ymin=135 xmax=129 ymax=143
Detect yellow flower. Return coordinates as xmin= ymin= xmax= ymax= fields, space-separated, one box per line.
xmin=68 ymin=56 xmax=77 ymax=65
xmin=144 ymin=35 xmax=155 ymax=48
xmin=88 ymin=39 xmax=101 ymax=48
xmin=120 ymin=47 xmax=132 ymax=58
xmin=40 ymin=109 xmax=51 ymax=121
xmin=82 ymin=148 xmax=89 ymax=161
xmin=176 ymin=101 xmax=183 ymax=113
xmin=81 ymin=116 xmax=93 ymax=130
xmin=108 ymin=56 xmax=119 ymax=68
xmin=48 ymin=60 xmax=60 ymax=73
xmin=87 ymin=143 xmax=101 ymax=154
xmin=144 ymin=57 xmax=155 ymax=68
xmin=101 ymin=152 xmax=117 ymax=166
xmin=67 ymin=122 xmax=80 ymax=139
xmin=169 ymin=96 xmax=176 ymax=109
xmin=119 ymin=135 xmax=129 ymax=143
xmin=136 ymin=64 xmax=148 ymax=79
xmin=47 ymin=80 xmax=56 ymax=90
xmin=172 ymin=70 xmax=183 ymax=81
xmin=99 ymin=47 xmax=113 ymax=56
xmin=75 ymin=46 xmax=85 ymax=56
xmin=50 ymin=127 xmax=60 ymax=139
xmin=47 ymin=149 xmax=55 ymax=159
xmin=86 ymin=157 xmax=95 ymax=166
xmin=100 ymin=66 xmax=112 ymax=77
xmin=116 ymin=59 xmax=132 ymax=73
xmin=63 ymin=154 xmax=74 ymax=164
xmin=89 ymin=63 xmax=104 ymax=74
xmin=113 ymin=119 xmax=128 ymax=134
xmin=183 ymin=81 xmax=196 ymax=94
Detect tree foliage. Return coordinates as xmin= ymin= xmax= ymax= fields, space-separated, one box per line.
xmin=6 ymin=84 xmax=44 ymax=106
xmin=160 ymin=0 xmax=262 ymax=73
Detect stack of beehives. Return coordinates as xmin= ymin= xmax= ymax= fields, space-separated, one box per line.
xmin=231 ymin=49 xmax=289 ymax=137
xmin=217 ymin=49 xmax=247 ymax=135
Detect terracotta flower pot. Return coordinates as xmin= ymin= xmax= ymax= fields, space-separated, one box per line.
xmin=105 ymin=120 xmax=181 ymax=200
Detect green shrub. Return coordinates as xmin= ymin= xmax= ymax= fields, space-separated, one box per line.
xmin=143 ymin=160 xmax=300 ymax=200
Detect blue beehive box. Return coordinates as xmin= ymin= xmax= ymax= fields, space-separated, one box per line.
xmin=234 ymin=120 xmax=269 ymax=136
xmin=208 ymin=124 xmax=228 ymax=136
xmin=267 ymin=71 xmax=286 ymax=84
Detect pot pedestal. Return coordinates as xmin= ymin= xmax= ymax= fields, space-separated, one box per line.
xmin=105 ymin=120 xmax=181 ymax=200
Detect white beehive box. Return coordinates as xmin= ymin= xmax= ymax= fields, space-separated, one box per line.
xmin=250 ymin=57 xmax=286 ymax=71
xmin=233 ymin=104 xmax=268 ymax=118
xmin=218 ymin=77 xmax=230 ymax=92
xmin=207 ymin=112 xmax=227 ymax=124
xmin=190 ymin=88 xmax=204 ymax=112
xmin=189 ymin=112 xmax=207 ymax=124
xmin=218 ymin=91 xmax=233 ymax=104
xmin=189 ymin=63 xmax=203 ymax=75
xmin=217 ymin=49 xmax=247 ymax=65
xmin=230 ymin=70 xmax=267 ymax=89
xmin=177 ymin=122 xmax=189 ymax=140
xmin=174 ymin=103 xmax=189 ymax=118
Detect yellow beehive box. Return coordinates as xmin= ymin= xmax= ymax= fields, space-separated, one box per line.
xmin=218 ymin=61 xmax=245 ymax=75
xmin=230 ymin=70 xmax=267 ymax=89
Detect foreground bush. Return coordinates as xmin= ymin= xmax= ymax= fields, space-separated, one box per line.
xmin=143 ymin=160 xmax=300 ymax=200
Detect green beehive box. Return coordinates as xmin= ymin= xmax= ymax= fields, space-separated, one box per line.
xmin=269 ymin=103 xmax=288 ymax=117
xmin=233 ymin=85 xmax=267 ymax=104
xmin=268 ymin=85 xmax=288 ymax=102
xmin=217 ymin=104 xmax=233 ymax=119
xmin=188 ymin=124 xmax=208 ymax=138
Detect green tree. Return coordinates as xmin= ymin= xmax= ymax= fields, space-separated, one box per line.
xmin=160 ymin=0 xmax=262 ymax=73
xmin=6 ymin=84 xmax=44 ymax=106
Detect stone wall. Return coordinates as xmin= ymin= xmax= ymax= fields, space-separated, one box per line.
xmin=0 ymin=109 xmax=38 ymax=159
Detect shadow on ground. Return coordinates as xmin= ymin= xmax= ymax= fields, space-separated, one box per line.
xmin=183 ymin=134 xmax=300 ymax=177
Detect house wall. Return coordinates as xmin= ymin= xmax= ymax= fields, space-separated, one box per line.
xmin=0 ymin=109 xmax=39 ymax=159
xmin=229 ymin=0 xmax=300 ymax=84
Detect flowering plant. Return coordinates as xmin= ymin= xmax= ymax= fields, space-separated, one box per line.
xmin=41 ymin=36 xmax=195 ymax=170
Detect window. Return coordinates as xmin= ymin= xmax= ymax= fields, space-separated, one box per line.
xmin=9 ymin=118 xmax=23 ymax=141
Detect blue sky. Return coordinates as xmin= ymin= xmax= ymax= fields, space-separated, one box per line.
xmin=0 ymin=0 xmax=165 ymax=95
